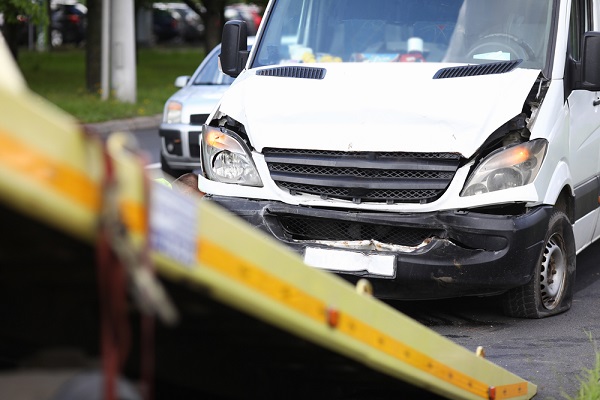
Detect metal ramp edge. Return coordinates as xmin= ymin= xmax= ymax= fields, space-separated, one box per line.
xmin=0 ymin=69 xmax=536 ymax=400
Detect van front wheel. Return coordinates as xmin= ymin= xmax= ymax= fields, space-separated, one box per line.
xmin=502 ymin=210 xmax=575 ymax=318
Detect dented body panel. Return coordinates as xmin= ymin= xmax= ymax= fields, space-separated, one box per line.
xmin=218 ymin=64 xmax=540 ymax=157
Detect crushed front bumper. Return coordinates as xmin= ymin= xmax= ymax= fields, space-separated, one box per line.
xmin=205 ymin=195 xmax=551 ymax=300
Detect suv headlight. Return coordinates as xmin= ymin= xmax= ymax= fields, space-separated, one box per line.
xmin=201 ymin=126 xmax=263 ymax=187
xmin=461 ymin=139 xmax=548 ymax=197
xmin=164 ymin=101 xmax=182 ymax=124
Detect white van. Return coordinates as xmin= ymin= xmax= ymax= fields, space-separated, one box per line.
xmin=198 ymin=0 xmax=600 ymax=318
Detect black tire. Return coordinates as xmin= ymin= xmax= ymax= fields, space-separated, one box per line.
xmin=502 ymin=210 xmax=576 ymax=318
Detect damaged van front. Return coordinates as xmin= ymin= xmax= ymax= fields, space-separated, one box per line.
xmin=199 ymin=0 xmax=600 ymax=318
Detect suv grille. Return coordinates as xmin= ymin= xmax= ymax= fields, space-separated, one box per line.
xmin=263 ymin=149 xmax=461 ymax=204
xmin=278 ymin=215 xmax=442 ymax=246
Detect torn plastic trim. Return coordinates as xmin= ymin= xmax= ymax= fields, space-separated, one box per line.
xmin=264 ymin=204 xmax=510 ymax=253
xmin=306 ymin=238 xmax=433 ymax=253
xmin=208 ymin=114 xmax=254 ymax=150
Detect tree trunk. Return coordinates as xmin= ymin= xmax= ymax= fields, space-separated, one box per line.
xmin=2 ymin=23 xmax=21 ymax=61
xmin=180 ymin=0 xmax=227 ymax=51
xmin=86 ymin=0 xmax=101 ymax=93
xmin=1 ymin=3 xmax=21 ymax=61
xmin=43 ymin=0 xmax=51 ymax=51
xmin=204 ymin=12 xmax=220 ymax=51
xmin=202 ymin=0 xmax=226 ymax=51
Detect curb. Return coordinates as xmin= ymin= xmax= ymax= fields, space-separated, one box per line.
xmin=84 ymin=114 xmax=162 ymax=135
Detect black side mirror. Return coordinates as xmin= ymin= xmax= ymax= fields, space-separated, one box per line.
xmin=220 ymin=20 xmax=249 ymax=78
xmin=580 ymin=32 xmax=600 ymax=91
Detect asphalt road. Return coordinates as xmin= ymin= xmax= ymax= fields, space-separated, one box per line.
xmin=128 ymin=125 xmax=600 ymax=399
xmin=392 ymin=241 xmax=600 ymax=399
xmin=133 ymin=127 xmax=162 ymax=165
xmin=95 ymin=125 xmax=161 ymax=165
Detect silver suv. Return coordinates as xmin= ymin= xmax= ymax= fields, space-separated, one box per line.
xmin=159 ymin=41 xmax=248 ymax=177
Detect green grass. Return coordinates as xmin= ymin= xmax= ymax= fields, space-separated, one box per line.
xmin=564 ymin=333 xmax=600 ymax=400
xmin=17 ymin=46 xmax=205 ymax=123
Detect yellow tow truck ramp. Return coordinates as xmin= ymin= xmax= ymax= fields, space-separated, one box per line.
xmin=0 ymin=36 xmax=535 ymax=399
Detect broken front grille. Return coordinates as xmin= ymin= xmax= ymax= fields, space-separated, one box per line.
xmin=278 ymin=215 xmax=442 ymax=246
xmin=263 ymin=148 xmax=461 ymax=204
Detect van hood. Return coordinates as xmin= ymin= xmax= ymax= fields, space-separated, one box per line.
xmin=219 ymin=63 xmax=540 ymax=158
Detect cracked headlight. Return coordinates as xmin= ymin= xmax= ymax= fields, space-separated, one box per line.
xmin=461 ymin=139 xmax=547 ymax=197
xmin=164 ymin=101 xmax=182 ymax=124
xmin=201 ymin=125 xmax=263 ymax=187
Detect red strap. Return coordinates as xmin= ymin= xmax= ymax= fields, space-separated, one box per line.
xmin=96 ymin=148 xmax=131 ymax=400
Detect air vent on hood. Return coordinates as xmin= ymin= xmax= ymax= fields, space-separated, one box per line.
xmin=256 ymin=66 xmax=326 ymax=80
xmin=433 ymin=60 xmax=522 ymax=79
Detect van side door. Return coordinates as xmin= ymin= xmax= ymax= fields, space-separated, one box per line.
xmin=567 ymin=0 xmax=600 ymax=248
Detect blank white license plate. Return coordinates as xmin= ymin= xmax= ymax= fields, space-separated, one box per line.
xmin=304 ymin=247 xmax=395 ymax=277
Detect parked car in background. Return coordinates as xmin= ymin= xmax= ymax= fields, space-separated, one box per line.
xmin=152 ymin=4 xmax=179 ymax=43
xmin=162 ymin=2 xmax=205 ymax=43
xmin=50 ymin=1 xmax=87 ymax=47
xmin=159 ymin=38 xmax=254 ymax=177
xmin=225 ymin=3 xmax=262 ymax=35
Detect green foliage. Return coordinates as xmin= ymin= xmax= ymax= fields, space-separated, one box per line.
xmin=0 ymin=0 xmax=48 ymax=26
xmin=563 ymin=332 xmax=600 ymax=400
xmin=18 ymin=46 xmax=205 ymax=123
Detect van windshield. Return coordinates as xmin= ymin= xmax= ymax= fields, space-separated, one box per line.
xmin=253 ymin=0 xmax=554 ymax=69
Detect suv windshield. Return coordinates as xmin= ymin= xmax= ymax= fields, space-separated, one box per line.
xmin=194 ymin=47 xmax=236 ymax=85
xmin=253 ymin=0 xmax=554 ymax=69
